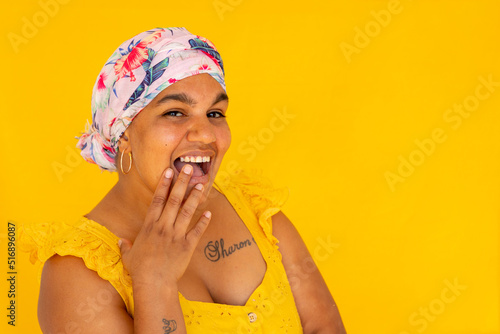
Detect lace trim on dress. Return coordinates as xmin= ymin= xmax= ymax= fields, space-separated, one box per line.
xmin=214 ymin=169 xmax=289 ymax=249
xmin=18 ymin=220 xmax=134 ymax=314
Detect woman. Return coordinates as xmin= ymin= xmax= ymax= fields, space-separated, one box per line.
xmin=20 ymin=27 xmax=346 ymax=333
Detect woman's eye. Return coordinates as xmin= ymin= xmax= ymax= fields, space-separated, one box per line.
xmin=207 ymin=111 xmax=226 ymax=118
xmin=163 ymin=111 xmax=184 ymax=117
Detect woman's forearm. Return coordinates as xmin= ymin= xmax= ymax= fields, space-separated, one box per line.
xmin=117 ymin=166 xmax=212 ymax=333
xmin=132 ymin=283 xmax=186 ymax=334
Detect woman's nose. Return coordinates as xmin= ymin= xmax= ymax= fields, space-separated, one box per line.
xmin=186 ymin=116 xmax=216 ymax=144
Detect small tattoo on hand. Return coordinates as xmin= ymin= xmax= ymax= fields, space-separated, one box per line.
xmin=162 ymin=318 xmax=177 ymax=333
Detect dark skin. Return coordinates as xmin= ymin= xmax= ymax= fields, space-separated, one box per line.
xmin=38 ymin=74 xmax=347 ymax=333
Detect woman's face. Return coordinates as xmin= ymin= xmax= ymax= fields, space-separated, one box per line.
xmin=120 ymin=73 xmax=231 ymax=203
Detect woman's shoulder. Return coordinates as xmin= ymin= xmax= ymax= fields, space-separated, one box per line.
xmin=19 ymin=217 xmax=130 ymax=286
xmin=214 ymin=169 xmax=290 ymax=248
xmin=39 ymin=253 xmax=132 ymax=333
xmin=19 ymin=217 xmax=135 ymax=314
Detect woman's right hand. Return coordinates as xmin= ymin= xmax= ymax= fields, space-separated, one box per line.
xmin=118 ymin=164 xmax=211 ymax=289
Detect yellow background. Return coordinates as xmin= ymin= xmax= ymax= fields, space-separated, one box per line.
xmin=1 ymin=0 xmax=499 ymax=333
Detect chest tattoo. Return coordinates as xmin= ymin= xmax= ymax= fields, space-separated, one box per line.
xmin=204 ymin=237 xmax=256 ymax=262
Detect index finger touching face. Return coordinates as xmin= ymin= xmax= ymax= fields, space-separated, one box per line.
xmin=144 ymin=167 xmax=174 ymax=224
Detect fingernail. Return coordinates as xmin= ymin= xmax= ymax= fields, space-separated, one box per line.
xmin=204 ymin=211 xmax=212 ymax=218
xmin=195 ymin=183 xmax=204 ymax=191
xmin=183 ymin=164 xmax=193 ymax=174
xmin=165 ymin=168 xmax=173 ymax=178
xmin=118 ymin=239 xmax=122 ymax=247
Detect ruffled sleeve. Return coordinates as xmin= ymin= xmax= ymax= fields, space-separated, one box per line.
xmin=18 ymin=219 xmax=134 ymax=315
xmin=214 ymin=169 xmax=289 ymax=248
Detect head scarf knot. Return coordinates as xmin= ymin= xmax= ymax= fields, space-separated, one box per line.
xmin=76 ymin=27 xmax=226 ymax=171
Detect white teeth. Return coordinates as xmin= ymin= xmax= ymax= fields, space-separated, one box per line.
xmin=180 ymin=156 xmax=211 ymax=163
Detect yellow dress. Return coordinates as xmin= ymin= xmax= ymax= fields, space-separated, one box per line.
xmin=19 ymin=170 xmax=304 ymax=333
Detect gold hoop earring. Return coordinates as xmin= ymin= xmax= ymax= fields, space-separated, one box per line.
xmin=120 ymin=151 xmax=132 ymax=174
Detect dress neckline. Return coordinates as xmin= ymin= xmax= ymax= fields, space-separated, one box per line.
xmin=178 ymin=179 xmax=271 ymax=308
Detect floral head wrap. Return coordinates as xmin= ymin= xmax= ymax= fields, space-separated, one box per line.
xmin=76 ymin=27 xmax=226 ymax=171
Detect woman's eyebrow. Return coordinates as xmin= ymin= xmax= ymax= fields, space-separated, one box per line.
xmin=211 ymin=92 xmax=229 ymax=105
xmin=155 ymin=92 xmax=228 ymax=106
xmin=156 ymin=93 xmax=197 ymax=106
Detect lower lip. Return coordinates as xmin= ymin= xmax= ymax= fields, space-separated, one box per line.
xmin=172 ymin=161 xmax=212 ymax=185
xmin=187 ymin=172 xmax=210 ymax=185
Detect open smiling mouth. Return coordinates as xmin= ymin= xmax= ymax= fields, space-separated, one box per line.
xmin=173 ymin=155 xmax=212 ymax=178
